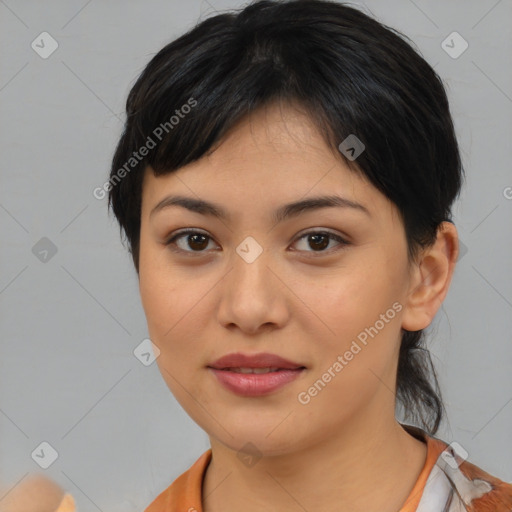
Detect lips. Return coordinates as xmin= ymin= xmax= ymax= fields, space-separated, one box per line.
xmin=208 ymin=352 xmax=305 ymax=371
xmin=207 ymin=352 xmax=306 ymax=397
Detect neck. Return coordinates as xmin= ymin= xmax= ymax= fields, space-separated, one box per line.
xmin=202 ymin=414 xmax=427 ymax=512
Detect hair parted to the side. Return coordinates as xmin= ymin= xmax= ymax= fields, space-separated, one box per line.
xmin=108 ymin=0 xmax=463 ymax=436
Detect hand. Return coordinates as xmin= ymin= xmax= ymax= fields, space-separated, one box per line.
xmin=0 ymin=474 xmax=66 ymax=512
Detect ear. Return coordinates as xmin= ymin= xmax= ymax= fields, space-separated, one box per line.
xmin=401 ymin=221 xmax=459 ymax=331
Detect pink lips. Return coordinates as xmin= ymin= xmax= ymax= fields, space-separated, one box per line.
xmin=207 ymin=352 xmax=306 ymax=397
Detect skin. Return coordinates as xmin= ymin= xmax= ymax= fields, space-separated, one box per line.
xmin=138 ymin=101 xmax=459 ymax=512
xmin=0 ymin=475 xmax=66 ymax=512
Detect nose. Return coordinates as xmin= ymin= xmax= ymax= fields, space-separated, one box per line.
xmin=216 ymin=242 xmax=289 ymax=335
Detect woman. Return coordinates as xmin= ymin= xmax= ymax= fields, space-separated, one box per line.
xmin=107 ymin=0 xmax=512 ymax=511
xmin=20 ymin=0 xmax=509 ymax=511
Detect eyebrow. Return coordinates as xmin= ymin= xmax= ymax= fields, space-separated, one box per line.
xmin=149 ymin=194 xmax=370 ymax=223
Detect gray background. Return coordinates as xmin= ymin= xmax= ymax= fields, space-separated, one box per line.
xmin=1 ymin=0 xmax=511 ymax=510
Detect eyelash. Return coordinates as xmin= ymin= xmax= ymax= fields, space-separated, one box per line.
xmin=164 ymin=228 xmax=349 ymax=257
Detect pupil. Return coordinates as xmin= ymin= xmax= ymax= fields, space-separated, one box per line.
xmin=309 ymin=234 xmax=328 ymax=251
xmin=189 ymin=234 xmax=208 ymax=250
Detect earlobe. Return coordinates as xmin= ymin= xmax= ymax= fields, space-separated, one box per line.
xmin=401 ymin=222 xmax=459 ymax=331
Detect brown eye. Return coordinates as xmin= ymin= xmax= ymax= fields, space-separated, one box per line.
xmin=292 ymin=231 xmax=348 ymax=255
xmin=165 ymin=230 xmax=216 ymax=253
xmin=306 ymin=233 xmax=330 ymax=251
xmin=186 ymin=233 xmax=209 ymax=251
xmin=165 ymin=229 xmax=349 ymax=256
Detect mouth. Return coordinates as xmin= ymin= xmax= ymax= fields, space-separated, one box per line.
xmin=207 ymin=366 xmax=306 ymax=397
xmin=207 ymin=352 xmax=306 ymax=396
xmin=208 ymin=351 xmax=305 ymax=371
xmin=213 ymin=366 xmax=306 ymax=373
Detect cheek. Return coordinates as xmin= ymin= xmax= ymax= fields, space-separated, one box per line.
xmin=139 ymin=267 xmax=172 ymax=335
xmin=139 ymin=271 xmax=194 ymax=358
xmin=138 ymin=265 xmax=207 ymax=406
xmin=293 ymin=273 xmax=403 ymax=425
xmin=138 ymin=251 xmax=210 ymax=377
xmin=299 ymin=263 xmax=402 ymax=336
xmin=291 ymin=256 xmax=406 ymax=393
xmin=138 ymin=240 xmax=190 ymax=333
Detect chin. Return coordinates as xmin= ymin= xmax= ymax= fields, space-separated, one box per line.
xmin=211 ymin=421 xmax=303 ymax=456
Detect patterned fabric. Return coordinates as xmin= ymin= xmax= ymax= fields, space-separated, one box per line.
xmin=415 ymin=441 xmax=512 ymax=511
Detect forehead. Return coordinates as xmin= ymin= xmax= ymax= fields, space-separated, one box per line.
xmin=143 ymin=103 xmax=347 ymax=189
xmin=140 ymin=102 xmax=398 ymax=227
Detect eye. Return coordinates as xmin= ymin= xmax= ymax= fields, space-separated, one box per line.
xmin=165 ymin=228 xmax=349 ymax=256
xmin=165 ymin=229 xmax=218 ymax=254
xmin=292 ymin=230 xmax=349 ymax=255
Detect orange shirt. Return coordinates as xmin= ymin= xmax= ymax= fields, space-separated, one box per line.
xmin=143 ymin=424 xmax=512 ymax=512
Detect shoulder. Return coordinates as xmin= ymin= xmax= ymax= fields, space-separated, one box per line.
xmin=443 ymin=456 xmax=512 ymax=511
xmin=402 ymin=424 xmax=512 ymax=512
xmin=144 ymin=449 xmax=212 ymax=512
xmin=425 ymin=439 xmax=512 ymax=512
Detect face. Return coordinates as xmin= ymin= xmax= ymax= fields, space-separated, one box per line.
xmin=138 ymin=102 xmax=415 ymax=456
